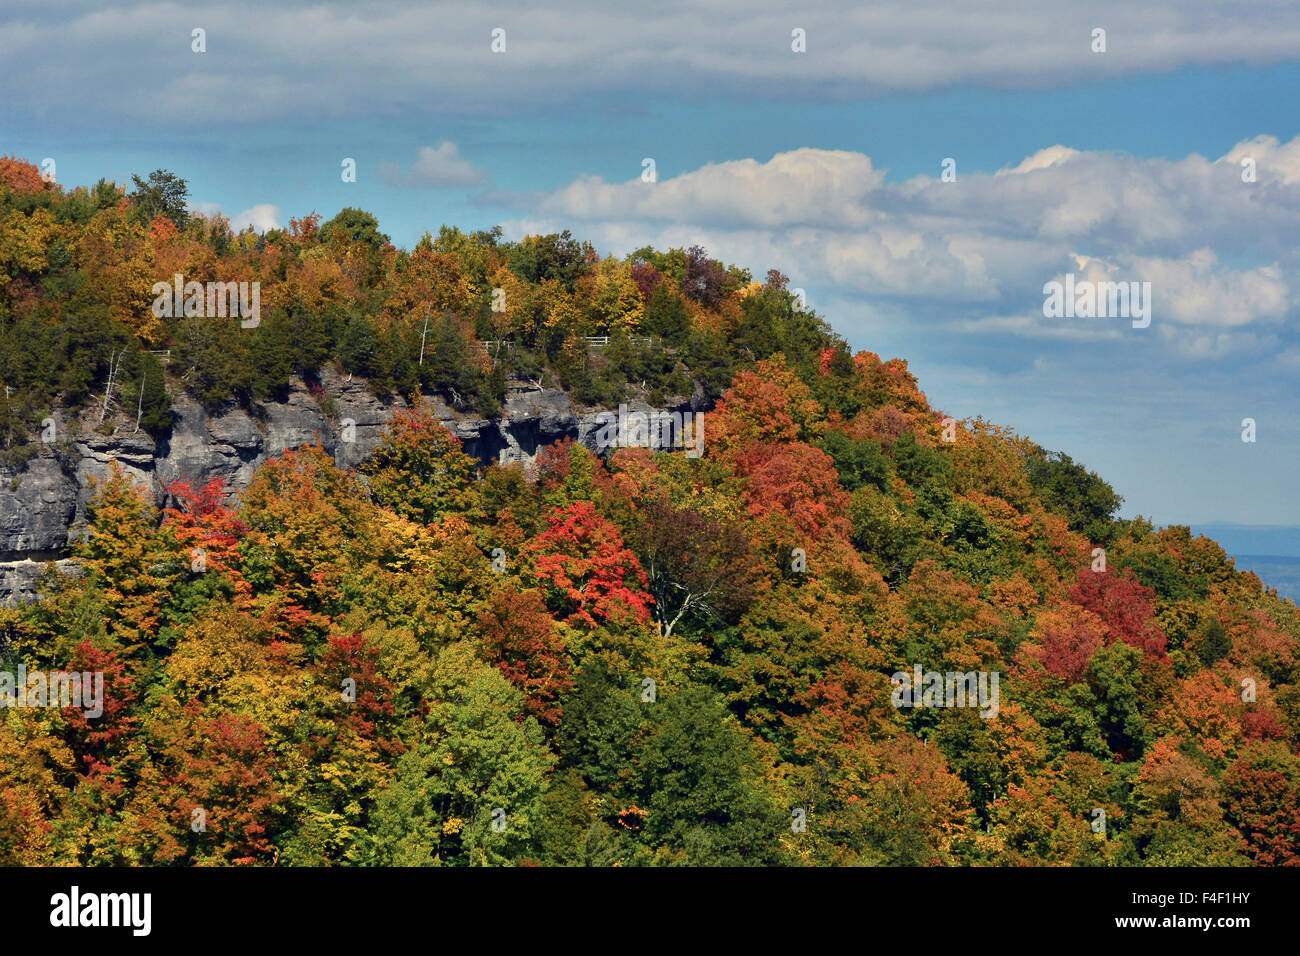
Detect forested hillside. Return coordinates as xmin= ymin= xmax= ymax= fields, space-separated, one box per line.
xmin=2 ymin=156 xmax=1298 ymax=866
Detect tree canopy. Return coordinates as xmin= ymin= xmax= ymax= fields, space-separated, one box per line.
xmin=1 ymin=157 xmax=1297 ymax=868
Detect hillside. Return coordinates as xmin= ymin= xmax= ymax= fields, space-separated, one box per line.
xmin=1 ymin=157 xmax=1298 ymax=867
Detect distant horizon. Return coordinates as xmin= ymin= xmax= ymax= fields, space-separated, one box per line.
xmin=1178 ymin=522 xmax=1300 ymax=561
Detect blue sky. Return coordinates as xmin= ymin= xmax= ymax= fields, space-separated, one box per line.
xmin=3 ymin=1 xmax=1299 ymax=527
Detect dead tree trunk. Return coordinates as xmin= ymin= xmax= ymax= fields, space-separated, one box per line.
xmin=135 ymin=362 xmax=146 ymax=432
xmin=99 ymin=347 xmax=123 ymax=425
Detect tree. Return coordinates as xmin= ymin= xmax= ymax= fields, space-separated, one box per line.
xmin=237 ymin=444 xmax=375 ymax=628
xmin=681 ymin=245 xmax=732 ymax=308
xmin=521 ymin=501 xmax=653 ymax=632
xmin=553 ymin=657 xmax=647 ymax=806
xmin=73 ymin=464 xmax=184 ymax=655
xmin=813 ymin=736 xmax=973 ymax=866
xmin=1085 ymin=641 xmax=1162 ymax=761
xmin=360 ymin=400 xmax=484 ymax=524
xmin=1068 ymin=568 xmax=1169 ymax=664
xmin=637 ymin=683 xmax=787 ymax=865
xmin=339 ymin=313 xmax=381 ymax=378
xmin=1222 ymin=741 xmax=1300 ymax=865
xmin=1025 ymin=447 xmax=1124 ymax=544
xmin=506 ymin=231 xmax=593 ymax=290
xmin=624 ymin=497 xmax=760 ymax=637
xmin=817 ymin=430 xmax=889 ymax=492
xmin=586 ymin=258 xmax=645 ymax=334
xmin=642 ymin=281 xmax=690 ymax=346
xmin=120 ymin=349 xmax=172 ymax=432
xmin=1132 ymin=737 xmax=1248 ymax=865
xmin=142 ymin=703 xmax=285 ymax=865
xmin=554 ymin=664 xmax=786 ymax=865
xmin=1029 ymin=604 xmax=1109 ymax=684
xmin=478 ymin=588 xmax=574 ymax=724
xmin=363 ymin=645 xmax=553 ymax=866
xmin=736 ymin=441 xmax=853 ymax=546
xmin=128 ymin=169 xmax=190 ymax=229
xmin=320 ymin=207 xmax=389 ymax=250
xmin=0 ymin=155 xmax=53 ymax=196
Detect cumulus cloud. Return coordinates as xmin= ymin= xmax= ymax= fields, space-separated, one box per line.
xmin=997 ymin=146 xmax=1082 ymax=177
xmin=1223 ymin=134 xmax=1300 ymax=185
xmin=230 ymin=203 xmax=281 ymax=233
xmin=539 ymin=150 xmax=884 ymax=229
xmin=1131 ymin=250 xmax=1287 ymax=327
xmin=380 ymin=142 xmax=485 ymax=188
xmin=502 ymin=135 xmax=1300 ymax=356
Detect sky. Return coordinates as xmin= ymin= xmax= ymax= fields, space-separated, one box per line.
xmin=2 ymin=0 xmax=1299 ymax=527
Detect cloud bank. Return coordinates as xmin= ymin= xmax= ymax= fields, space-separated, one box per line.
xmin=502 ymin=136 xmax=1300 ymax=357
xmin=6 ymin=1 xmax=1300 ymax=125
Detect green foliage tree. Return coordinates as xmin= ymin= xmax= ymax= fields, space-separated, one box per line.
xmin=364 ymin=645 xmax=553 ymax=866
xmin=1025 ymin=447 xmax=1124 ymax=544
xmin=128 ymin=169 xmax=189 ymax=228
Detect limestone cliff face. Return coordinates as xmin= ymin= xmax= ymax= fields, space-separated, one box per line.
xmin=0 ymin=366 xmax=705 ymax=604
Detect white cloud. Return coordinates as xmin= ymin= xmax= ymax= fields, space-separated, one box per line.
xmin=188 ymin=201 xmax=281 ymax=232
xmin=1131 ymin=250 xmax=1287 ymax=327
xmin=539 ymin=150 xmax=884 ymax=229
xmin=997 ymin=146 xmax=1082 ymax=176
xmin=503 ymin=135 xmax=1300 ymax=355
xmin=1223 ymin=134 xmax=1300 ymax=185
xmin=8 ymin=2 xmax=1300 ymax=124
xmin=380 ymin=142 xmax=485 ymax=188
xmin=230 ymin=203 xmax=281 ymax=233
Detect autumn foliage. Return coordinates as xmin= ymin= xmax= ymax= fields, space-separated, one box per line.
xmin=0 ymin=178 xmax=1297 ymax=867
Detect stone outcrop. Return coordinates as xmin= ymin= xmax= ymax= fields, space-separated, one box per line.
xmin=0 ymin=367 xmax=706 ymax=604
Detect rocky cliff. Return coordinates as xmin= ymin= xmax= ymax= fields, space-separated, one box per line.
xmin=0 ymin=366 xmax=705 ymax=604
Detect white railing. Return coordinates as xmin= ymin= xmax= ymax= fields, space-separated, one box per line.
xmin=477 ymin=337 xmax=654 ymax=351
xmin=583 ymin=336 xmax=654 ymax=348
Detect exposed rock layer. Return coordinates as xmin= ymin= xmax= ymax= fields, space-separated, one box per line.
xmin=0 ymin=367 xmax=705 ymax=604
